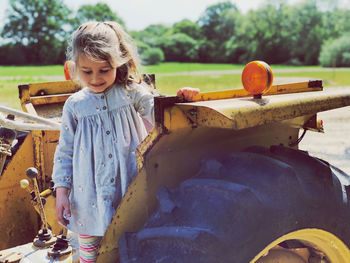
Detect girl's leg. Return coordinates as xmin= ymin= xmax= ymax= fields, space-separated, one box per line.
xmin=78 ymin=234 xmax=102 ymax=263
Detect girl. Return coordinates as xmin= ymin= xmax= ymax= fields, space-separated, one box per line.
xmin=52 ymin=21 xmax=199 ymax=263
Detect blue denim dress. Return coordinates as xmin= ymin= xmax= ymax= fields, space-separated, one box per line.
xmin=52 ymin=83 xmax=154 ymax=236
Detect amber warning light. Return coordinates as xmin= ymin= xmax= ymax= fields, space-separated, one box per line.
xmin=241 ymin=61 xmax=273 ymax=99
xmin=64 ymin=61 xmax=76 ymax=81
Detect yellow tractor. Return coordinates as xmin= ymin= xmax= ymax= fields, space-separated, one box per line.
xmin=1 ymin=62 xmax=350 ymax=263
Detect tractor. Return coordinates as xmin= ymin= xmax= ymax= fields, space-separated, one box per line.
xmin=1 ymin=61 xmax=350 ymax=262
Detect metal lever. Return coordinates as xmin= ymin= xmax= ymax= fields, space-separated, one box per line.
xmin=26 ymin=167 xmax=56 ymax=248
xmin=21 ymin=177 xmax=73 ymax=259
xmin=48 ymin=228 xmax=73 ymax=259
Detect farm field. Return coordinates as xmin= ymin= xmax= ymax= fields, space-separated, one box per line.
xmin=0 ymin=63 xmax=350 ymax=109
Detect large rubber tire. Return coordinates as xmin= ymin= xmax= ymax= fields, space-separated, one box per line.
xmin=119 ymin=145 xmax=350 ymax=262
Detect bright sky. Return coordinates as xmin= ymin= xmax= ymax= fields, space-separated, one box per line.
xmin=0 ymin=0 xmax=348 ymax=31
xmin=64 ymin=0 xmax=267 ymax=30
xmin=0 ymin=0 xmax=282 ymax=31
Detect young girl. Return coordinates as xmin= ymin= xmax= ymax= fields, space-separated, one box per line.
xmin=52 ymin=21 xmax=199 ymax=262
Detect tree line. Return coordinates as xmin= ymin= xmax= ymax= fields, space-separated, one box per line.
xmin=1 ymin=0 xmax=350 ymax=66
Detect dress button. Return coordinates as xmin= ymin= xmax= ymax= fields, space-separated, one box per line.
xmin=109 ymin=153 xmax=112 ymax=158
xmin=106 ymin=130 xmax=110 ymax=135
xmin=103 ymin=106 xmax=107 ymax=110
xmin=101 ymin=95 xmax=105 ymax=99
xmin=110 ymin=178 xmax=114 ymax=183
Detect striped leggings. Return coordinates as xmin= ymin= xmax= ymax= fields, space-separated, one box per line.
xmin=78 ymin=235 xmax=102 ymax=263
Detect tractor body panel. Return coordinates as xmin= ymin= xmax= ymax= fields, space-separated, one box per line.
xmin=0 ymin=79 xmax=350 ymax=263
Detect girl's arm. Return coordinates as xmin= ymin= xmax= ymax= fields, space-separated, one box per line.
xmin=52 ymin=99 xmax=77 ymax=225
xmin=134 ymin=85 xmax=155 ymax=126
xmin=134 ymin=86 xmax=200 ymax=128
xmin=56 ymin=187 xmax=71 ymax=226
xmin=177 ymin=87 xmax=200 ymax=101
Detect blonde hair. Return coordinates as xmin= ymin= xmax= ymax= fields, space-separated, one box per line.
xmin=66 ymin=21 xmax=141 ymax=86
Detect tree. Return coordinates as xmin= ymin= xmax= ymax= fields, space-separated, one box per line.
xmin=131 ymin=24 xmax=172 ymax=46
xmin=0 ymin=43 xmax=28 ymax=65
xmin=157 ymin=33 xmax=199 ymax=62
xmin=197 ymin=1 xmax=241 ymax=62
xmin=319 ymin=33 xmax=350 ymax=67
xmin=289 ymin=1 xmax=325 ymax=65
xmin=73 ymin=3 xmax=124 ymax=29
xmin=135 ymin=40 xmax=164 ymax=65
xmin=173 ymin=19 xmax=201 ymax=40
xmin=2 ymin=0 xmax=72 ymax=64
xmin=198 ymin=1 xmax=238 ymax=40
xmin=231 ymin=1 xmax=295 ymax=64
xmin=141 ymin=47 xmax=165 ymax=65
xmin=322 ymin=8 xmax=350 ymax=41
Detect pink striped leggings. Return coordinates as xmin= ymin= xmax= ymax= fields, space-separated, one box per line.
xmin=78 ymin=235 xmax=102 ymax=263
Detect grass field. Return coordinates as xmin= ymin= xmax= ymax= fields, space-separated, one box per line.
xmin=1 ymin=63 xmax=350 ymax=109
xmin=0 ymin=63 xmax=325 ymax=75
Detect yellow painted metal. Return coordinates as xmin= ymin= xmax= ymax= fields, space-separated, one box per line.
xmin=176 ymin=88 xmax=350 ymax=130
xmin=2 ymin=79 xmax=350 ymax=260
xmin=191 ymin=81 xmax=322 ymax=102
xmin=97 ymin=86 xmax=350 ymax=262
xmin=32 ymin=131 xmax=46 ymax=187
xmin=0 ymin=133 xmax=38 ymax=250
xmin=33 ymin=195 xmax=62 ymax=236
xmin=30 ymin=94 xmax=71 ymax=105
xmin=97 ymin=168 xmax=152 ymax=262
xmin=251 ymin=229 xmax=350 ymax=263
xmin=97 ymin=120 xmax=304 ymax=261
xmin=0 ymin=129 xmax=61 ymax=249
xmin=19 ymin=80 xmax=81 ymax=99
xmin=19 ymin=80 xmax=81 ymax=120
xmin=35 ymin=130 xmax=61 ymax=233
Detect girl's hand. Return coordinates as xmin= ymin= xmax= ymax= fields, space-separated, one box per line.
xmin=177 ymin=87 xmax=200 ymax=101
xmin=56 ymin=187 xmax=71 ymax=226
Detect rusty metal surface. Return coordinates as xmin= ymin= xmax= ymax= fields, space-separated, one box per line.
xmin=190 ymin=80 xmax=322 ymax=102
xmin=19 ymin=81 xmax=81 ymax=120
xmin=97 ymin=85 xmax=350 ymax=262
xmin=0 ymin=129 xmax=61 ymax=250
xmin=2 ymin=80 xmax=349 ymax=261
xmin=0 ymin=133 xmax=38 ymax=250
xmin=176 ymin=88 xmax=350 ymax=130
xmin=97 ymin=120 xmax=303 ymax=262
xmin=0 ymin=231 xmax=79 ymax=263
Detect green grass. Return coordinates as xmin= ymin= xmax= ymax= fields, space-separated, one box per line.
xmin=0 ymin=63 xmax=324 ymax=76
xmin=156 ymin=74 xmax=242 ymax=94
xmin=144 ymin=63 xmax=325 ymax=74
xmin=143 ymin=62 xmax=243 ymax=74
xmin=153 ymin=67 xmax=350 ymax=95
xmin=0 ymin=65 xmax=64 ymax=76
xmin=277 ymin=70 xmax=350 ymax=87
xmin=0 ymin=77 xmax=56 ymax=109
xmin=1 ymin=63 xmax=350 ymax=109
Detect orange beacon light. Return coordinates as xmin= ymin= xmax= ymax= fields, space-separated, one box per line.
xmin=64 ymin=61 xmax=75 ymax=81
xmin=241 ymin=61 xmax=273 ymax=99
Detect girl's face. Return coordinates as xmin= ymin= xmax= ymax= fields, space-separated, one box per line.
xmin=78 ymin=54 xmax=117 ymax=93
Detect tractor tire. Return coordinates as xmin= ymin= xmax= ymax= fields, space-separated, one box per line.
xmin=119 ymin=145 xmax=350 ymax=263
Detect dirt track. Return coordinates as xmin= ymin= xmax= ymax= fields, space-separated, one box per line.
xmin=299 ymin=88 xmax=350 ymax=175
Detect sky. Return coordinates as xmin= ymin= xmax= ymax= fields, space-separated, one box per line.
xmin=0 ymin=0 xmax=287 ymax=31
xmin=0 ymin=0 xmax=348 ymax=32
xmin=64 ymin=0 xmax=267 ymax=30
